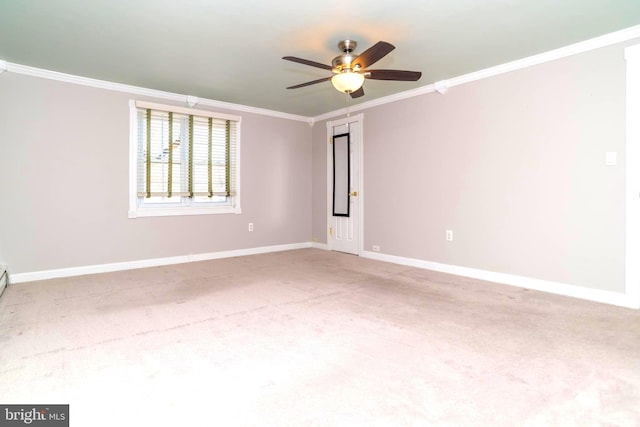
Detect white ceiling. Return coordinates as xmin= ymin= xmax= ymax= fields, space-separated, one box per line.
xmin=1 ymin=0 xmax=640 ymax=117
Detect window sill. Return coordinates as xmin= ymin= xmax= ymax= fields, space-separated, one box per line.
xmin=128 ymin=206 xmax=241 ymax=218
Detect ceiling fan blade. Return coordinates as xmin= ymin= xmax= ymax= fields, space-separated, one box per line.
xmin=353 ymin=41 xmax=395 ymax=69
xmin=366 ymin=69 xmax=422 ymax=81
xmin=286 ymin=76 xmax=332 ymax=89
xmin=282 ymin=56 xmax=332 ymax=71
xmin=350 ymin=87 xmax=365 ymax=98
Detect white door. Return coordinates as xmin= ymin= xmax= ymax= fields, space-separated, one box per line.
xmin=328 ymin=115 xmax=361 ymax=255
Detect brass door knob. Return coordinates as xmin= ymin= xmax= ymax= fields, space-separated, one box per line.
xmin=350 ymin=191 xmax=358 ymax=197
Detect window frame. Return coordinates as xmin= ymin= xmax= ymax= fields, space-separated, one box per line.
xmin=128 ymin=100 xmax=241 ymax=218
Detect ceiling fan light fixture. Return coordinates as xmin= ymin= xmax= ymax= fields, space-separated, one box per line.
xmin=283 ymin=40 xmax=421 ymax=98
xmin=331 ymin=71 xmax=365 ymax=93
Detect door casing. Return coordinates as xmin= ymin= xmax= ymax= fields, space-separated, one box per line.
xmin=326 ymin=113 xmax=364 ymax=255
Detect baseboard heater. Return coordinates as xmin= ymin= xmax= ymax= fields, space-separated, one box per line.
xmin=0 ymin=266 xmax=7 ymax=299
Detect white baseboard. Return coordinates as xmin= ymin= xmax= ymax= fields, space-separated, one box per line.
xmin=311 ymin=242 xmax=329 ymax=250
xmin=361 ymin=250 xmax=639 ymax=309
xmin=9 ymin=242 xmax=312 ymax=284
xmin=10 ymin=244 xmax=637 ymax=310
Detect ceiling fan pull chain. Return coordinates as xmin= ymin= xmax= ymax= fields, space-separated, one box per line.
xmin=345 ymin=91 xmax=351 ymax=117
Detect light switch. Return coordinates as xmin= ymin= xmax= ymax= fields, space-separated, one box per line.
xmin=606 ymin=152 xmax=617 ymax=166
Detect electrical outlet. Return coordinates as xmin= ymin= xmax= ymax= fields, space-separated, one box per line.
xmin=248 ymin=223 xmax=254 ymax=232
xmin=372 ymin=245 xmax=381 ymax=252
xmin=446 ymin=230 xmax=453 ymax=241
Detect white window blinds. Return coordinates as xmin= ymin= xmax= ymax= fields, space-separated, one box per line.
xmin=136 ymin=107 xmax=239 ymax=199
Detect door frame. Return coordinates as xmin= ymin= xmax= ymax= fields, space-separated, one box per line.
xmin=326 ymin=113 xmax=364 ymax=255
xmin=625 ymin=43 xmax=640 ymax=308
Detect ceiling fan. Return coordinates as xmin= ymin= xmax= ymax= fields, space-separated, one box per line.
xmin=283 ymin=40 xmax=422 ymax=98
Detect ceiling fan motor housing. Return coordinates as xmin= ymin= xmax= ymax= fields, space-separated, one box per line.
xmin=332 ymin=40 xmax=360 ymax=73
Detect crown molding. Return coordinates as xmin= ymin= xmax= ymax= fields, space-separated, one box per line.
xmin=445 ymin=24 xmax=640 ymax=88
xmin=2 ymin=62 xmax=310 ymax=123
xmin=314 ymin=24 xmax=640 ymax=122
xmin=2 ymin=24 xmax=639 ymax=123
xmin=313 ymin=84 xmax=437 ymax=122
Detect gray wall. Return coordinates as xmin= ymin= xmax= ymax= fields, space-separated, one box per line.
xmin=0 ymin=73 xmax=312 ymax=274
xmin=0 ymin=39 xmax=630 ymax=294
xmin=313 ymin=43 xmax=628 ymax=292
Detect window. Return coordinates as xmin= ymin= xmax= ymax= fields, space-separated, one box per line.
xmin=128 ymin=100 xmax=241 ymax=217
